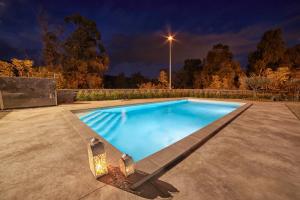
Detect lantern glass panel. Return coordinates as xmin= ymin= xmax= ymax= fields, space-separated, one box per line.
xmin=94 ymin=153 xmax=108 ymax=176
xmin=119 ymin=154 xmax=135 ymax=177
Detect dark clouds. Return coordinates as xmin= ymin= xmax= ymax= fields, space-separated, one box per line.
xmin=0 ymin=0 xmax=299 ymax=77
xmin=108 ymin=19 xmax=300 ymax=75
xmin=0 ymin=39 xmax=20 ymax=58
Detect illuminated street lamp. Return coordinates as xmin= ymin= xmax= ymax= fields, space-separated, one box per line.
xmin=87 ymin=137 xmax=108 ymax=178
xmin=167 ymin=35 xmax=174 ymax=89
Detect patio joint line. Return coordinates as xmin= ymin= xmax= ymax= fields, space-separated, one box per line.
xmin=285 ymin=104 xmax=300 ymax=120
xmin=77 ymin=184 xmax=108 ymax=200
xmin=61 ymin=109 xmax=88 ymax=141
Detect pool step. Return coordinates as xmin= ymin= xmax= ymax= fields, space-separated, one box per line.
xmin=103 ymin=120 xmax=122 ymax=141
xmin=93 ymin=113 xmax=118 ymax=131
xmin=101 ymin=114 xmax=122 ymax=136
xmin=80 ymin=110 xmax=102 ymax=122
xmin=87 ymin=113 xmax=110 ymax=126
xmin=81 ymin=112 xmax=123 ymax=140
xmin=79 ymin=111 xmax=96 ymax=121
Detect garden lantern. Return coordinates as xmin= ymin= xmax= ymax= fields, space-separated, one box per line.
xmin=87 ymin=137 xmax=108 ymax=178
xmin=119 ymin=154 xmax=135 ymax=177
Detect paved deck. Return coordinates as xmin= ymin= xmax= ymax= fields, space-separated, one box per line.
xmin=0 ymin=99 xmax=299 ymax=200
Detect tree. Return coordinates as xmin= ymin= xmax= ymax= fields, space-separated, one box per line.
xmin=10 ymin=58 xmax=34 ymax=77
xmin=284 ymin=44 xmax=300 ymax=70
xmin=138 ymin=70 xmax=169 ymax=89
xmin=0 ymin=60 xmax=14 ymax=76
xmin=39 ymin=11 xmax=62 ymax=72
xmin=248 ymin=29 xmax=286 ymax=75
xmin=62 ymin=14 xmax=109 ymax=88
xmin=0 ymin=58 xmax=34 ymax=77
xmin=263 ymin=67 xmax=291 ymax=90
xmin=129 ymin=72 xmax=148 ymax=88
xmin=209 ymin=75 xmax=222 ymax=89
xmin=32 ymin=66 xmax=65 ymax=89
xmin=114 ymin=73 xmax=128 ymax=88
xmin=245 ymin=75 xmax=270 ymax=97
xmin=158 ymin=69 xmax=168 ymax=88
xmin=238 ymin=75 xmax=248 ymax=90
xmin=197 ymin=44 xmax=244 ymax=89
xmin=138 ymin=82 xmax=157 ymax=89
xmin=39 ymin=13 xmax=109 ymax=89
xmin=174 ymin=59 xmax=203 ymax=88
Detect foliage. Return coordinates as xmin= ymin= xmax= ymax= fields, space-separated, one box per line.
xmin=245 ymin=75 xmax=269 ymax=91
xmin=174 ymin=59 xmax=203 ymax=88
xmin=193 ymin=44 xmax=244 ymax=89
xmin=0 ymin=60 xmax=14 ymax=76
xmin=158 ymin=69 xmax=168 ymax=88
xmin=75 ymin=89 xmax=283 ymax=101
xmin=238 ymin=75 xmax=248 ymax=90
xmin=103 ymin=72 xmax=149 ymax=88
xmin=0 ymin=58 xmax=65 ymax=88
xmin=248 ymin=29 xmax=286 ymax=75
xmin=11 ymin=58 xmax=34 ymax=76
xmin=284 ymin=44 xmax=300 ymax=70
xmin=130 ymin=72 xmax=149 ymax=88
xmin=246 ymin=67 xmax=291 ymax=93
xmin=113 ymin=73 xmax=127 ymax=88
xmin=0 ymin=59 xmax=34 ymax=77
xmin=38 ymin=11 xmax=63 ymax=72
xmin=40 ymin=13 xmax=109 ymax=89
xmin=138 ymin=82 xmax=158 ymax=89
xmin=286 ymin=78 xmax=300 ymax=99
xmin=263 ymin=67 xmax=291 ymax=90
xmin=138 ymin=69 xmax=169 ymax=89
xmin=209 ymin=75 xmax=222 ymax=89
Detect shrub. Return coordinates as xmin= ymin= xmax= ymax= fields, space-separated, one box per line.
xmin=73 ymin=89 xmax=299 ymax=102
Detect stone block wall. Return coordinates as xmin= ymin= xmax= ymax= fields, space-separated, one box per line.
xmin=0 ymin=77 xmax=57 ymax=109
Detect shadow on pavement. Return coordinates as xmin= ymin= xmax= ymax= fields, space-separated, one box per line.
xmin=98 ymin=166 xmax=179 ymax=199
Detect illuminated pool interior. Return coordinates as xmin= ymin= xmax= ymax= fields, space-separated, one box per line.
xmin=80 ymin=99 xmax=242 ymax=161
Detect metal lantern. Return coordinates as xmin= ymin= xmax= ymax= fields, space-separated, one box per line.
xmin=119 ymin=154 xmax=135 ymax=177
xmin=87 ymin=137 xmax=108 ymax=178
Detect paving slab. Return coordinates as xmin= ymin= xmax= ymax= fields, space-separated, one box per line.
xmin=160 ymin=102 xmax=300 ymax=200
xmin=0 ymin=99 xmax=299 ymax=200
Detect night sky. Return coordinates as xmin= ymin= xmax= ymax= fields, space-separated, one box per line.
xmin=0 ymin=0 xmax=299 ymax=77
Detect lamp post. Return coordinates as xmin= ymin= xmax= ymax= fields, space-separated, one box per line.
xmin=167 ymin=35 xmax=174 ymax=90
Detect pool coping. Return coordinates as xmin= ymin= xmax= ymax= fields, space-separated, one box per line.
xmin=62 ymin=98 xmax=184 ymax=166
xmin=131 ymin=100 xmax=252 ymax=189
xmin=63 ymin=98 xmax=252 ymax=188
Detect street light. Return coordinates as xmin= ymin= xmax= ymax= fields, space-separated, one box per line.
xmin=167 ymin=35 xmax=174 ymax=89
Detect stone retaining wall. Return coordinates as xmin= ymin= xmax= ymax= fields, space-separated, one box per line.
xmin=0 ymin=77 xmax=57 ymax=109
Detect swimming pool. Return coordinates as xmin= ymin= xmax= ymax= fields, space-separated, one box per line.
xmin=80 ymin=99 xmax=242 ymax=161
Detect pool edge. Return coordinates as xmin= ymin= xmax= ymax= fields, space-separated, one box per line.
xmin=62 ymin=109 xmax=124 ymax=166
xmin=62 ymin=98 xmax=186 ymax=166
xmin=131 ymin=102 xmax=252 ymax=190
xmin=63 ymin=98 xmax=251 ymax=189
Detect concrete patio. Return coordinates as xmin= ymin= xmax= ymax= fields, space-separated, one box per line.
xmin=0 ymin=99 xmax=299 ymax=200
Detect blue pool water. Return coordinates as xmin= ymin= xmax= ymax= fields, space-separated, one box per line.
xmin=80 ymin=100 xmax=241 ymax=161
